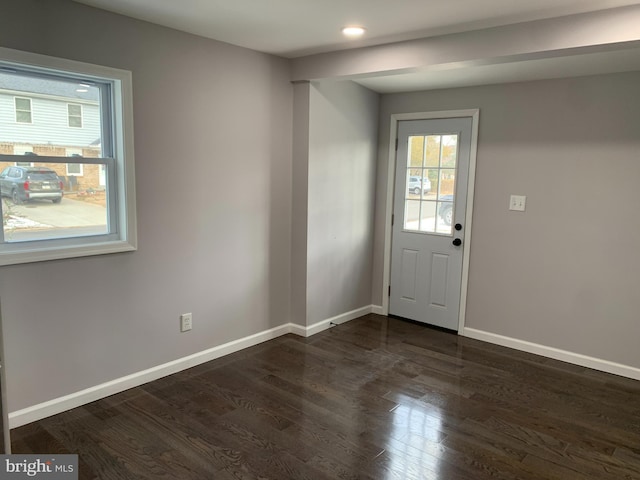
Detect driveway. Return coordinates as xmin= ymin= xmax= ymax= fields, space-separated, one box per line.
xmin=2 ymin=197 xmax=107 ymax=241
xmin=7 ymin=197 xmax=106 ymax=227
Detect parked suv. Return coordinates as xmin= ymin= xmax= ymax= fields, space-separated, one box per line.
xmin=438 ymin=194 xmax=454 ymax=225
xmin=407 ymin=176 xmax=432 ymax=194
xmin=0 ymin=166 xmax=63 ymax=204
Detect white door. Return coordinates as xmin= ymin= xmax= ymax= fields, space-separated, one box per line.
xmin=389 ymin=117 xmax=472 ymax=330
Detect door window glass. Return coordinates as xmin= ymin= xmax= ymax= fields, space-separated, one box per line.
xmin=404 ymin=199 xmax=420 ymax=231
xmin=403 ymin=133 xmax=459 ymax=235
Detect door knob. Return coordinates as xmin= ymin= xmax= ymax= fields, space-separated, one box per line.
xmin=452 ymin=238 xmax=462 ymax=246
xmin=455 ymin=223 xmax=462 ymax=231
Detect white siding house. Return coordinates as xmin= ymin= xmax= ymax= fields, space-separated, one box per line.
xmin=0 ymin=72 xmax=103 ymax=188
xmin=0 ymin=92 xmax=100 ymax=147
xmin=0 ymin=72 xmax=101 ymax=147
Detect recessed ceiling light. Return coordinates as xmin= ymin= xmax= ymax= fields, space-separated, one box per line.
xmin=76 ymin=88 xmax=88 ymax=93
xmin=342 ymin=26 xmax=366 ymax=38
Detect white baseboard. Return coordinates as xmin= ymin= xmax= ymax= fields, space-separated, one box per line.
xmin=463 ymin=327 xmax=640 ymax=381
xmin=371 ymin=305 xmax=385 ymax=315
xmin=295 ymin=305 xmax=373 ymax=337
xmin=9 ymin=306 xmax=377 ymax=428
xmin=9 ymin=324 xmax=291 ymax=429
xmin=288 ymin=323 xmax=307 ymax=337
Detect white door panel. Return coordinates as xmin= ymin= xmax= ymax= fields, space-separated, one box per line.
xmin=429 ymin=253 xmax=449 ymax=308
xmin=399 ymin=249 xmax=419 ymax=302
xmin=389 ymin=117 xmax=472 ymax=330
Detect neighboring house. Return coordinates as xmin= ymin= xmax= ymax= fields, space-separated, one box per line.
xmin=0 ymin=72 xmax=103 ymax=190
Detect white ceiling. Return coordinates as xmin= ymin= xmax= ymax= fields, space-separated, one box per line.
xmin=71 ymin=0 xmax=640 ymax=93
xmin=73 ymin=0 xmax=640 ymax=58
xmin=354 ymin=47 xmax=640 ymax=93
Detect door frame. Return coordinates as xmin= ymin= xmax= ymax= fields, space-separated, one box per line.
xmin=381 ymin=109 xmax=480 ymax=333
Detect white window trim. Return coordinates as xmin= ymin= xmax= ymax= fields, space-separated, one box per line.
xmin=67 ymin=102 xmax=83 ymax=128
xmin=65 ymin=163 xmax=84 ymax=176
xmin=13 ymin=145 xmax=35 ymax=166
xmin=14 ymin=96 xmax=32 ymax=124
xmin=66 ymin=149 xmax=84 ymax=176
xmin=0 ymin=47 xmax=137 ymax=266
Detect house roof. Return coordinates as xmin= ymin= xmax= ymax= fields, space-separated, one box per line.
xmin=0 ymin=72 xmax=99 ymax=102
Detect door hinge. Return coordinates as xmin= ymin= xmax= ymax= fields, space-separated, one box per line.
xmin=391 ymin=214 xmax=394 ymax=226
xmin=395 ymin=138 xmax=398 ymax=151
xmin=388 ymin=285 xmax=391 ymax=296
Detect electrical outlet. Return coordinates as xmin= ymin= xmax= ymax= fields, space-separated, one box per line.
xmin=180 ymin=313 xmax=192 ymax=332
xmin=509 ymin=195 xmax=527 ymax=212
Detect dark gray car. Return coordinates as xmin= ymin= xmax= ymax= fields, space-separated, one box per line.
xmin=0 ymin=166 xmax=63 ymax=204
xmin=439 ymin=194 xmax=454 ymax=225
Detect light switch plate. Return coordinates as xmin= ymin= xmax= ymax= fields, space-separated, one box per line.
xmin=509 ymin=195 xmax=526 ymax=211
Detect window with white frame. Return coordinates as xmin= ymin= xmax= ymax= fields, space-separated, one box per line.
xmin=65 ymin=148 xmax=84 ymax=176
xmin=68 ymin=103 xmax=82 ymax=128
xmin=0 ymin=47 xmax=137 ymax=265
xmin=14 ymin=97 xmax=32 ymax=123
xmin=12 ymin=145 xmax=35 ymax=167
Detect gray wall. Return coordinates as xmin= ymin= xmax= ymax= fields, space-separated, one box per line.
xmin=290 ymin=82 xmax=311 ymax=326
xmin=306 ymin=81 xmax=379 ymax=324
xmin=374 ymin=72 xmax=640 ymax=368
xmin=0 ymin=0 xmax=293 ymax=411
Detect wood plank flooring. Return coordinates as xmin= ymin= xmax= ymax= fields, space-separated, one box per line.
xmin=11 ymin=314 xmax=640 ymax=479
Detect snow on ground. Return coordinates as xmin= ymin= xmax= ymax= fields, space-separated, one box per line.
xmin=4 ymin=215 xmax=51 ymax=229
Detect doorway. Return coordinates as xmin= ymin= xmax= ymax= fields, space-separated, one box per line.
xmin=383 ymin=110 xmax=479 ymax=332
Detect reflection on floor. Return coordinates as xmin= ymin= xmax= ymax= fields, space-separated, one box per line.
xmin=12 ymin=315 xmax=640 ymax=479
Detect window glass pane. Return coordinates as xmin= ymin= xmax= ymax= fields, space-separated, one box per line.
xmin=436 ymin=202 xmax=453 ymax=235
xmin=15 ymin=98 xmax=30 ymax=110
xmin=419 ymin=200 xmax=436 ymax=233
xmin=425 ymin=171 xmax=438 ymax=200
xmin=408 ymin=136 xmax=424 ymax=168
xmin=441 ymin=134 xmax=458 ymax=167
xmin=420 ymin=170 xmax=433 ymax=199
xmin=429 ymin=168 xmax=440 ymax=200
xmin=66 ymin=163 xmax=82 ymax=175
xmin=424 ymin=135 xmax=441 ymax=167
xmin=68 ymin=104 xmax=81 ymax=116
xmin=406 ymin=171 xmax=429 ymax=199
xmin=1 ymin=72 xmax=103 ymax=156
xmin=439 ymin=169 xmax=456 ymax=197
xmin=1 ymin=162 xmax=108 ymax=242
xmin=16 ymin=110 xmax=32 ymax=123
xmin=68 ymin=104 xmax=82 ymax=128
xmin=15 ymin=98 xmax=32 ymax=123
xmin=404 ymin=199 xmax=420 ymax=231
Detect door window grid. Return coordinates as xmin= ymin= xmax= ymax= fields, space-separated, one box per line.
xmin=404 ymin=134 xmax=459 ymax=235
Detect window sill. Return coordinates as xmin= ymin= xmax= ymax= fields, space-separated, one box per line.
xmin=0 ymin=239 xmax=137 ymax=266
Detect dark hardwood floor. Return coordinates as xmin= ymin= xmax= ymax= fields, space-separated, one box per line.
xmin=11 ymin=314 xmax=640 ymax=479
